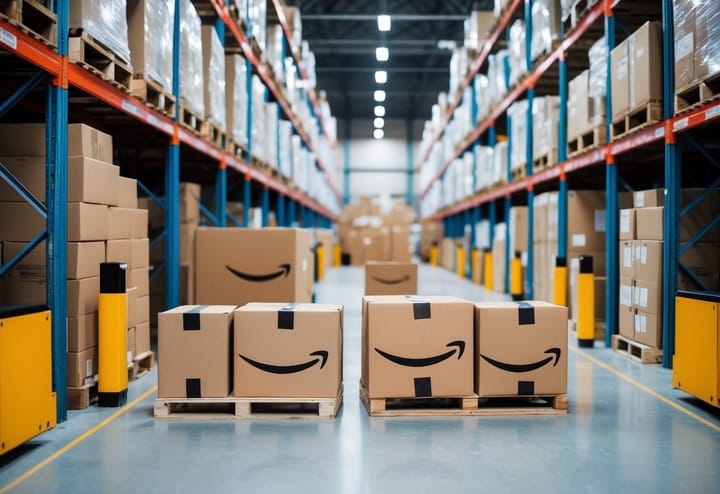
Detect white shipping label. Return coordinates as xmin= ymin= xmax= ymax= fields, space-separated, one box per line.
xmin=623 ymin=247 xmax=632 ymax=267
xmin=621 ymin=285 xmax=632 ymax=307
xmin=634 ymin=313 xmax=641 ymax=332
xmin=641 ymin=246 xmax=648 ymax=264
xmin=636 ymin=46 xmax=646 ymax=59
xmin=639 ymin=315 xmax=647 ymax=333
xmin=86 ymin=358 xmax=94 ymax=377
xmin=0 ymin=28 xmax=17 ymax=50
xmin=618 ymin=57 xmax=628 ymax=80
xmin=620 ymin=210 xmax=630 ymax=233
xmin=595 ymin=210 xmax=606 ymax=232
xmin=302 ymin=259 xmax=308 ymax=271
xmin=675 ymin=33 xmax=694 ymax=60
xmin=572 ymin=234 xmax=587 ymax=247
xmin=640 ymin=288 xmax=648 ymax=308
xmin=635 ymin=192 xmax=644 ymax=208
xmin=127 ymin=351 xmax=133 ymax=365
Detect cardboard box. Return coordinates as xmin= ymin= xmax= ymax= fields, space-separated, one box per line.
xmin=673 ymin=0 xmax=695 ymax=90
xmin=136 ymin=295 xmax=150 ymax=325
xmin=567 ymin=190 xmax=606 ymax=251
xmin=611 ymin=38 xmax=630 ymax=118
xmin=0 ymin=156 xmax=45 ymax=201
xmin=635 ymin=207 xmax=663 ymax=241
xmin=440 ymin=238 xmax=456 ymax=270
xmin=618 ymin=304 xmax=635 ymax=340
xmin=619 ymin=209 xmax=636 ymax=240
xmin=634 ymin=309 xmax=661 ymax=348
xmin=314 ymin=229 xmax=334 ymax=269
xmin=135 ymin=321 xmax=150 ymax=356
xmin=130 ymin=238 xmax=149 ymax=269
xmin=68 ymin=241 xmax=105 ymax=280
xmin=634 ymin=240 xmax=663 ymax=283
xmin=0 ymin=202 xmax=46 ymax=241
xmin=195 ymin=228 xmax=313 ymax=306
xmin=180 ymin=182 xmax=201 ymax=224
xmin=67 ymin=156 xmax=119 ymax=206
xmin=157 ymin=305 xmax=236 ymax=398
xmin=118 ymin=177 xmax=138 ymax=208
xmin=150 ymin=223 xmax=195 ymax=265
xmin=127 ymin=327 xmax=136 ymax=364
xmin=67 ymin=276 xmax=100 ymax=317
xmin=106 ymin=239 xmax=131 ymax=266
xmin=362 ymin=296 xmax=474 ymax=399
xmin=619 ymin=276 xmax=634 ymax=310
xmin=619 ymin=240 xmax=635 ymax=278
xmin=633 ymin=188 xmax=664 ymax=208
xmin=0 ymin=123 xmax=112 ymax=161
xmin=67 ymin=312 xmax=97 ymax=353
xmin=509 ymin=206 xmax=528 ymax=254
xmin=475 ymin=301 xmax=568 ymax=397
xmin=129 ymin=208 xmax=149 ymax=239
xmin=126 ymin=286 xmax=138 ymax=329
xmin=68 ymin=202 xmax=109 ymax=242
xmin=568 ymin=70 xmax=591 ymax=140
xmin=128 ymin=268 xmax=149 ymax=297
xmin=390 ymin=225 xmax=412 ymax=263
xmin=67 ymin=347 xmax=98 ymax=387
xmin=0 ymin=241 xmax=46 ymax=304
xmin=695 ymin=0 xmax=720 ymax=80
xmin=492 ymin=224 xmax=506 ymax=293
xmin=107 ymin=207 xmax=133 ymax=240
xmin=365 ymin=262 xmax=418 ymax=295
xmin=629 ymin=21 xmax=662 ymax=109
xmin=233 ymin=303 xmax=343 ymax=398
xmin=633 ymin=279 xmax=661 ymax=315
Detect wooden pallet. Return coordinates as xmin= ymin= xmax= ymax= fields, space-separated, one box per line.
xmin=611 ymin=334 xmax=662 ymax=364
xmin=67 ymin=376 xmax=98 ymax=410
xmin=154 ymin=386 xmax=343 ymax=420
xmin=611 ymin=101 xmax=662 ymax=141
xmin=200 ymin=119 xmax=225 ymax=148
xmin=568 ymin=125 xmax=606 ymax=158
xmin=675 ymin=72 xmax=720 ymax=115
xmin=508 ymin=165 xmax=527 ymax=183
xmin=563 ymin=0 xmax=600 ymax=34
xmin=252 ymin=156 xmax=281 ymax=180
xmin=533 ymin=148 xmax=557 ymax=173
xmin=129 ymin=351 xmax=154 ymax=381
xmin=68 ymin=30 xmax=132 ymax=93
xmin=0 ymin=0 xmax=56 ymax=47
xmin=178 ymin=101 xmax=203 ymax=135
xmin=569 ymin=319 xmax=606 ymax=341
xmin=360 ymin=383 xmax=567 ymax=417
xmin=130 ymin=76 xmax=176 ymax=118
xmin=226 ymin=139 xmax=247 ymax=160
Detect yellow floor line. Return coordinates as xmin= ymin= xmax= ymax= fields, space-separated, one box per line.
xmin=571 ymin=346 xmax=720 ymax=433
xmin=0 ymin=385 xmax=157 ymax=494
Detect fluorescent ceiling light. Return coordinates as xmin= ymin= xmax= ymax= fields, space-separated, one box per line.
xmin=374 ymin=129 xmax=384 ymax=139
xmin=375 ymin=70 xmax=387 ymax=84
xmin=374 ymin=117 xmax=385 ymax=128
xmin=378 ymin=15 xmax=391 ymax=32
xmin=376 ymin=47 xmax=389 ymax=61
xmin=374 ymin=105 xmax=385 ymax=117
xmin=373 ymin=90 xmax=386 ymax=102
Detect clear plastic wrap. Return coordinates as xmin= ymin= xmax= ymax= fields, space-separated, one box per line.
xmin=202 ymin=26 xmax=226 ymax=131
xmin=251 ymin=75 xmax=266 ymax=162
xmin=179 ymin=0 xmax=204 ymax=117
xmin=487 ymin=50 xmax=509 ymax=106
xmin=127 ymin=0 xmax=174 ymax=91
xmin=696 ymin=0 xmax=720 ymax=80
xmin=567 ymin=70 xmax=590 ymax=140
xmin=508 ymin=20 xmax=527 ymax=86
xmin=532 ymin=96 xmax=559 ymax=163
xmin=507 ymin=99 xmax=528 ymax=172
xmin=531 ymin=0 xmax=561 ymax=62
xmin=588 ymin=37 xmax=607 ymax=127
xmin=673 ymin=0 xmax=695 ymax=89
xmin=248 ymin=0 xmax=267 ymax=51
xmin=491 ymin=141 xmax=505 ymax=185
xmin=264 ymin=102 xmax=279 ymax=168
xmin=494 ymin=0 xmax=512 ymax=18
xmin=70 ymin=0 xmax=131 ymax=64
xmin=266 ymin=24 xmax=285 ymax=83
xmin=282 ymin=5 xmax=302 ymax=52
xmin=474 ymin=74 xmax=489 ymax=123
xmin=464 ymin=10 xmax=494 ymax=50
xmin=226 ymin=54 xmax=247 ymax=147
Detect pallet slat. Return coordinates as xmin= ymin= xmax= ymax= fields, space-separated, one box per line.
xmin=68 ymin=31 xmax=132 ymax=93
xmin=675 ymin=72 xmax=720 ymax=115
xmin=0 ymin=0 xmax=57 ymax=47
xmin=67 ymin=376 xmax=98 ymax=410
xmin=568 ymin=125 xmax=606 ymax=158
xmin=130 ymin=77 xmax=176 ymax=118
xmin=611 ymin=101 xmax=662 ymax=141
xmin=611 ymin=334 xmax=662 ymax=364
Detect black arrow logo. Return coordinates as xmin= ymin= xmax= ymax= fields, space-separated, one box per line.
xmin=239 ymin=350 xmax=328 ymax=374
xmin=372 ymin=275 xmax=411 ymax=285
xmin=374 ymin=340 xmax=465 ymax=367
xmin=480 ymin=348 xmax=562 ymax=373
xmin=226 ymin=263 xmax=291 ymax=282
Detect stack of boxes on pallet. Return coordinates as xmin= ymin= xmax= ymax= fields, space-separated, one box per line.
xmin=418 ymin=220 xmax=443 ymax=263
xmin=0 ymin=123 xmax=150 ymax=392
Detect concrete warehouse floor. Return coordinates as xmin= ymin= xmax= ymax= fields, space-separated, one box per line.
xmin=1 ymin=264 xmax=719 ymax=493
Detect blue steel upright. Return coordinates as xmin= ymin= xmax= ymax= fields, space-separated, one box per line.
xmin=261 ymin=185 xmax=269 ymax=226
xmin=558 ymin=43 xmax=568 ymax=265
xmin=605 ymin=7 xmax=618 ymax=347
xmin=277 ymin=193 xmax=286 ymax=226
xmin=524 ymin=0 xmax=534 ymax=299
xmin=243 ymin=174 xmax=251 ymax=227
xmin=288 ymin=197 xmax=296 ymax=226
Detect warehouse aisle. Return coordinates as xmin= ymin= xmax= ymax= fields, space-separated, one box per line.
xmin=2 ymin=265 xmax=720 ymax=494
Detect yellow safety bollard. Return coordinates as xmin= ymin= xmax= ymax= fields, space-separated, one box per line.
xmin=430 ymin=243 xmax=439 ymax=266
xmin=456 ymin=244 xmax=466 ymax=278
xmin=510 ymin=251 xmax=523 ymax=301
xmin=483 ymin=249 xmax=493 ymax=291
xmin=98 ymin=262 xmax=128 ymax=407
xmin=471 ymin=247 xmax=481 ymax=284
xmin=553 ymin=256 xmax=568 ymax=307
xmin=577 ymin=255 xmax=595 ymax=348
xmin=317 ymin=243 xmax=326 ymax=281
xmin=333 ymin=243 xmax=342 ymax=267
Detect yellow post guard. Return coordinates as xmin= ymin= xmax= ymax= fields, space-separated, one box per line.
xmin=484 ymin=249 xmax=493 ymax=291
xmin=577 ymin=256 xmax=595 ymax=348
xmin=316 ymin=244 xmax=326 ymax=281
xmin=333 ymin=243 xmax=342 ymax=267
xmin=430 ymin=244 xmax=439 ymax=266
xmin=456 ymin=245 xmax=466 ymax=278
xmin=510 ymin=252 xmax=523 ymax=300
xmin=471 ymin=248 xmax=481 ymax=284
xmin=98 ymin=262 xmax=128 ymax=407
xmin=553 ymin=257 xmax=568 ymax=307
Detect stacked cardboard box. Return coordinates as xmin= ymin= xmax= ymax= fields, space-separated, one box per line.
xmin=365 ymin=262 xmax=418 ymax=295
xmin=201 ymin=26 xmax=227 ymax=133
xmin=674 ymin=0 xmax=720 ymax=95
xmin=314 ymin=228 xmax=334 ymax=271
xmin=419 ymin=220 xmax=443 ymax=262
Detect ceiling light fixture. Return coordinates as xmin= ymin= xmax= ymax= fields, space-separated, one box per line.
xmin=374 ymin=105 xmax=385 ymax=117
xmin=374 ymin=129 xmax=384 ymax=139
xmin=374 ymin=117 xmax=385 ymax=128
xmin=376 ymin=47 xmax=389 ymax=61
xmin=375 ymin=70 xmax=387 ymax=84
xmin=378 ymin=15 xmax=391 ymax=32
xmin=373 ymin=90 xmax=386 ymax=102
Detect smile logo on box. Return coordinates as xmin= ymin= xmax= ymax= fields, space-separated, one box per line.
xmin=226 ymin=263 xmax=291 ymax=282
xmin=239 ymin=350 xmax=328 ymax=374
xmin=374 ymin=340 xmax=465 ymax=367
xmin=372 ymin=275 xmax=410 ymax=285
xmin=480 ymin=348 xmax=561 ymax=373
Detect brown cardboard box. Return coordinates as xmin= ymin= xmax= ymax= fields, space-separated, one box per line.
xmin=362 ymin=296 xmax=474 ymax=399
xmin=233 ymin=303 xmax=343 ymax=398
xmin=180 ymin=182 xmax=201 ymax=225
xmin=0 ymin=156 xmax=45 ymax=201
xmin=67 ymin=312 xmax=97 ymax=352
xmin=365 ymin=262 xmax=418 ymax=295
xmin=129 ymin=268 xmax=149 ymax=297
xmin=118 ymin=177 xmax=138 ymax=209
xmin=135 ymin=321 xmax=150 ymax=356
xmin=129 ymin=208 xmax=149 ymax=239
xmin=633 ymin=188 xmax=664 ymax=208
xmin=0 ymin=241 xmax=46 ymax=304
xmin=157 ymin=305 xmax=236 ymax=398
xmin=68 ymin=202 xmax=109 ymax=242
xmin=629 ymin=21 xmax=662 ymax=109
xmin=314 ymin=229 xmax=334 ymax=268
xmin=127 ymin=327 xmax=136 ymax=364
xmin=635 ymin=207 xmax=663 ymax=241
xmin=126 ymin=286 xmax=138 ymax=329
xmin=618 ymin=304 xmax=635 ymax=340
xmin=619 ymin=276 xmax=634 ymax=311
xmin=195 ymin=228 xmax=313 ymax=305
xmin=440 ymin=238 xmax=456 ymax=270
xmin=390 ymin=225 xmax=412 ymax=262
xmin=674 ymin=0 xmax=695 ymax=90
xmin=67 ymin=277 xmax=99 ymax=318
xmin=0 ymin=123 xmax=113 ymax=161
xmin=634 ymin=279 xmax=661 ymax=315
xmin=568 ymin=70 xmax=591 ymax=140
xmin=475 ymin=301 xmax=568 ymax=397
xmin=634 ymin=309 xmax=661 ymax=348
xmin=619 ymin=240 xmax=635 ymax=278
xmin=67 ymin=347 xmax=98 ymax=387
xmin=130 ymin=238 xmax=149 ymax=269
xmin=67 ymin=241 xmax=105 ymax=280
xmin=106 ymin=239 xmax=131 ymax=266
xmin=136 ymin=295 xmax=150 ymax=325
xmin=611 ymin=38 xmax=630 ymax=119
xmin=568 ymin=190 xmax=606 ymax=251
xmin=509 ymin=206 xmax=528 ymax=254
xmin=619 ymin=209 xmax=636 ymax=240
xmin=150 ymin=223 xmax=195 ymax=265
xmin=67 ymin=156 xmax=119 ymax=206
xmin=0 ymin=202 xmax=46 ymax=241
xmin=634 ymin=240 xmax=663 ymax=283
xmin=107 ymin=207 xmax=133 ymax=240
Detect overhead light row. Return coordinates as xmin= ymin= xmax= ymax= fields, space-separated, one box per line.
xmin=374 ymin=16 xmax=390 ymax=139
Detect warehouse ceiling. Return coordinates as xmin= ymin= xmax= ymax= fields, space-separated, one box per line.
xmin=289 ymin=0 xmax=493 ymax=126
